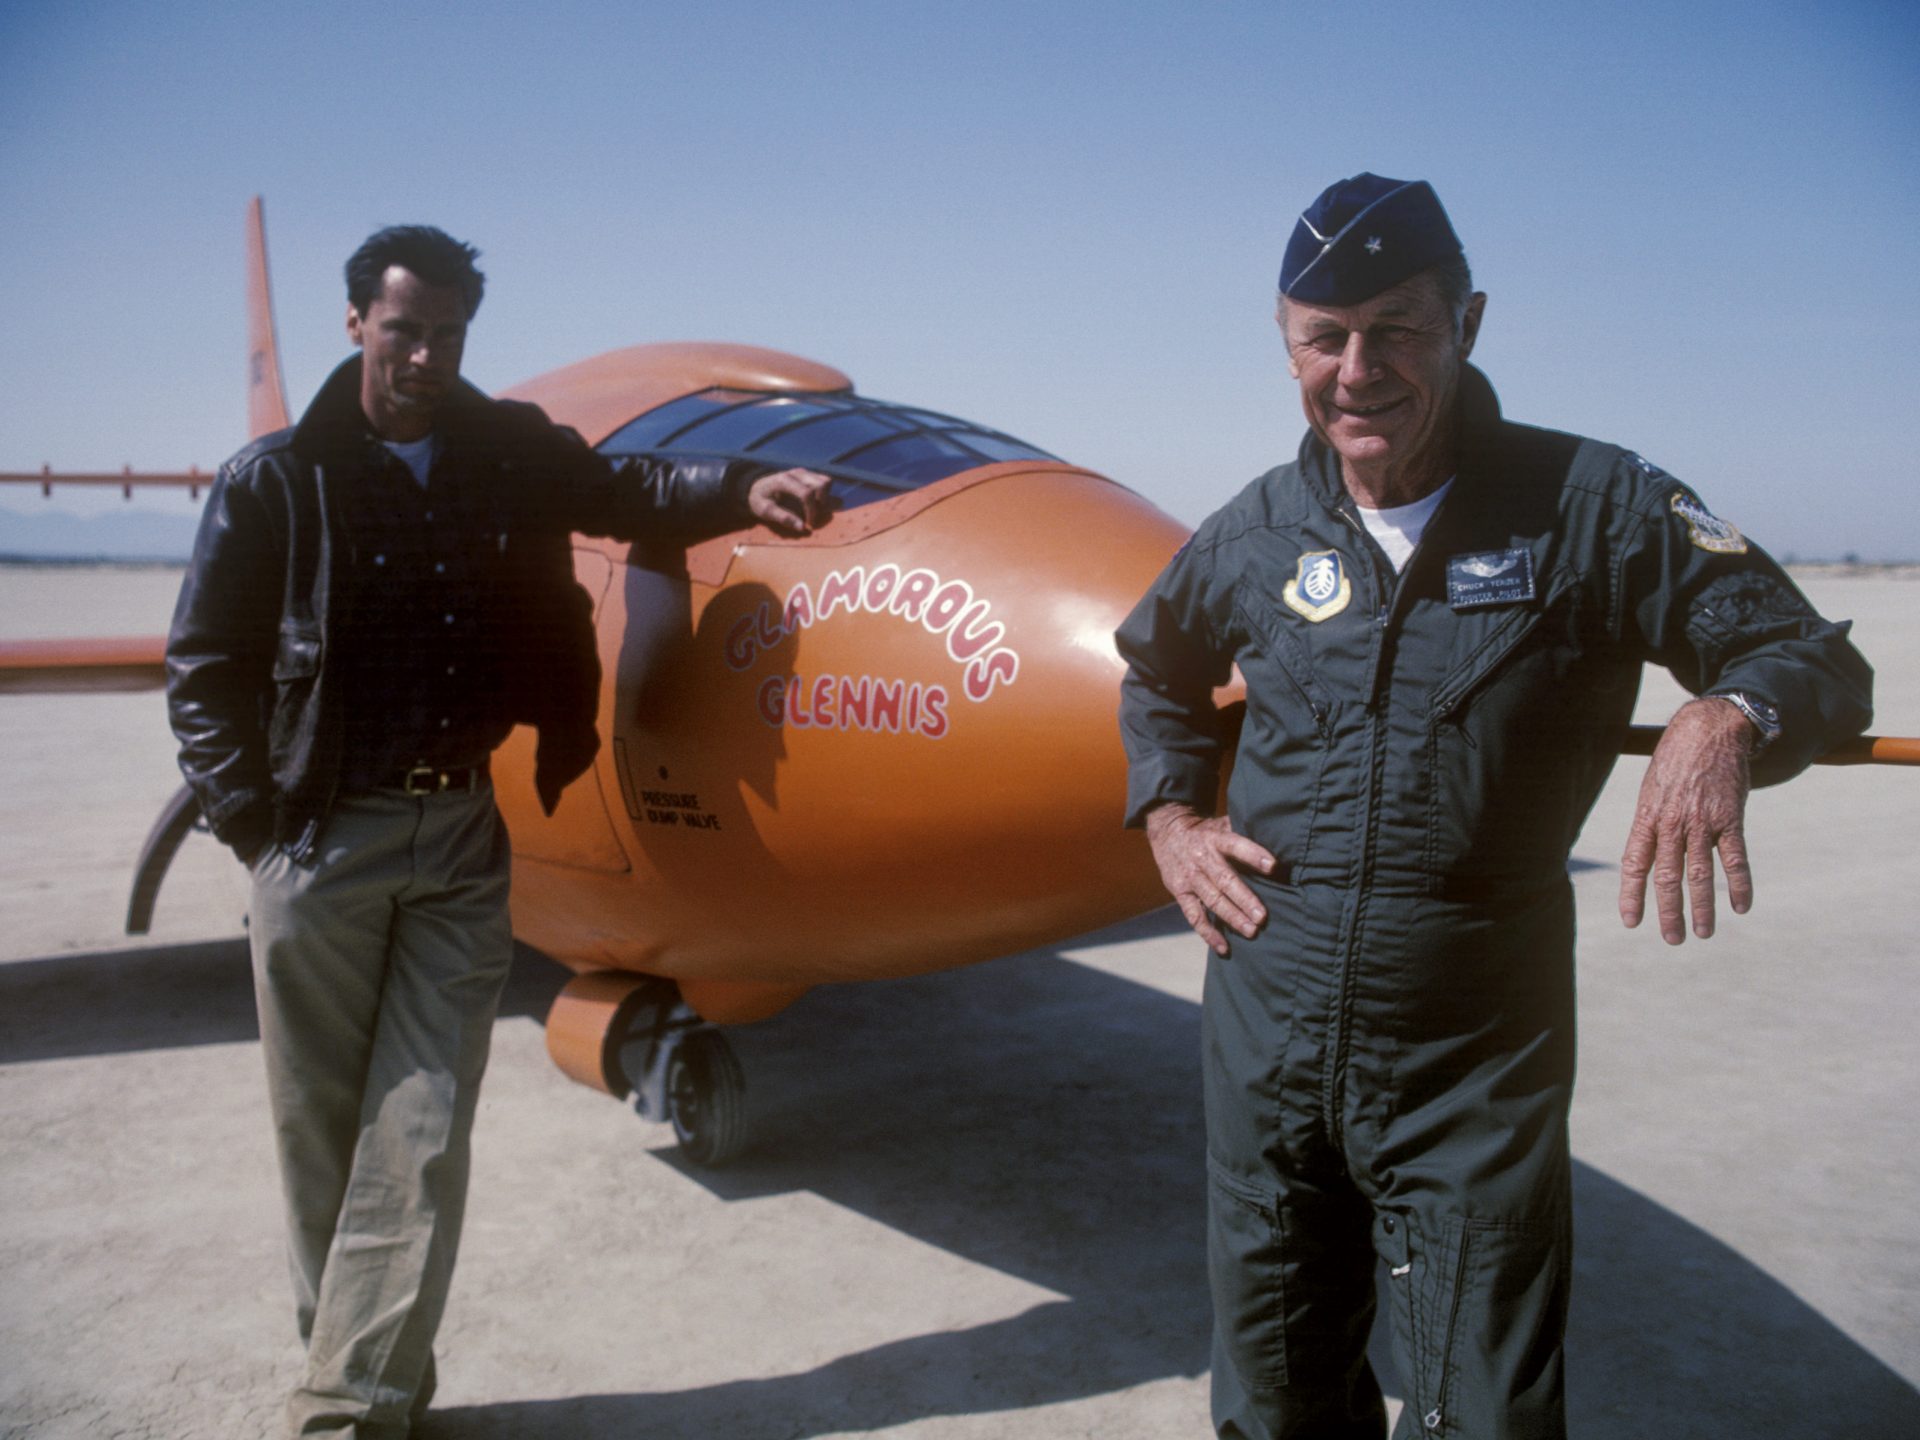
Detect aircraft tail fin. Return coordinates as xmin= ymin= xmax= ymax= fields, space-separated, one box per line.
xmin=247 ymin=196 xmax=292 ymax=439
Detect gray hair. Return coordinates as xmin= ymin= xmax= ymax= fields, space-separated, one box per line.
xmin=1427 ymin=252 xmax=1475 ymax=335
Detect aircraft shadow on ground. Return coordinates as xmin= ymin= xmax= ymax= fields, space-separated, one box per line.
xmin=450 ymin=915 xmax=1918 ymax=1439
xmin=9 ymin=922 xmax=1913 ymax=1437
xmin=0 ymin=938 xmax=564 ymax=1064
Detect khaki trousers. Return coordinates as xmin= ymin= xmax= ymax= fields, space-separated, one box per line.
xmin=249 ymin=785 xmax=512 ymax=1440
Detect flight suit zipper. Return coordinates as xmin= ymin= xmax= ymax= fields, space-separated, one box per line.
xmin=1321 ymin=505 xmax=1405 ymax=1150
xmin=1423 ymin=1224 xmax=1475 ymax=1432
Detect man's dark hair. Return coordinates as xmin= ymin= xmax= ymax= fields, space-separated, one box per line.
xmin=345 ymin=225 xmax=486 ymax=320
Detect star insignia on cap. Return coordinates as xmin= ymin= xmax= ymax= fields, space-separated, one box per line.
xmin=1364 ymin=236 xmax=1383 ymax=254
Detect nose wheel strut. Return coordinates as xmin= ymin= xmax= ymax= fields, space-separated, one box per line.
xmin=618 ymin=986 xmax=749 ymax=1168
xmin=545 ymin=972 xmax=750 ymax=1168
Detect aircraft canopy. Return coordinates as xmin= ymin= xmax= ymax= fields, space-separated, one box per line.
xmin=598 ymin=388 xmax=1056 ymax=509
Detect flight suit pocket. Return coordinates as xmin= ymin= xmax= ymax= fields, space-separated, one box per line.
xmin=1423 ymin=583 xmax=1594 ymax=881
xmin=1388 ymin=1214 xmax=1568 ymax=1437
xmin=1205 ymin=1155 xmax=1288 ymax=1390
xmin=1233 ymin=594 xmax=1333 ymax=740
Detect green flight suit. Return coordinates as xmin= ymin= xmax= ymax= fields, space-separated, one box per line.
xmin=1115 ymin=365 xmax=1872 ymax=1438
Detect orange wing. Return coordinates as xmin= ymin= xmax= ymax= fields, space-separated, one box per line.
xmin=0 ymin=637 xmax=168 ymax=693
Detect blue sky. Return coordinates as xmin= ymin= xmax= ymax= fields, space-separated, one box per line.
xmin=2 ymin=0 xmax=1915 ymax=559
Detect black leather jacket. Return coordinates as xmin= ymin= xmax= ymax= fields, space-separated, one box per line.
xmin=167 ymin=355 xmax=749 ymax=861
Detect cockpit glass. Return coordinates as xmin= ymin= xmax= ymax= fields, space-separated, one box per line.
xmin=598 ymin=387 xmax=1056 ymax=506
xmin=599 ymin=391 xmax=739 ymax=451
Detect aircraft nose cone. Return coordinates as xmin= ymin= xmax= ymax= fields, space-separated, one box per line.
xmin=529 ymin=461 xmax=1219 ymax=992
xmin=718 ymin=463 xmax=1201 ymax=977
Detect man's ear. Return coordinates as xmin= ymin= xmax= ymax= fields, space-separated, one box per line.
xmin=1276 ymin=301 xmax=1302 ymax=379
xmin=346 ymin=304 xmax=365 ymax=348
xmin=1458 ymin=291 xmax=1488 ymax=360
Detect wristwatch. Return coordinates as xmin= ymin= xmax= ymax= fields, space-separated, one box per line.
xmin=1710 ymin=691 xmax=1782 ymax=751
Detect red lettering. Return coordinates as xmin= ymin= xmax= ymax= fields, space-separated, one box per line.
xmin=726 ymin=614 xmax=758 ymax=670
xmin=891 ymin=568 xmax=938 ymax=621
xmin=818 ymin=567 xmax=865 ymax=620
xmin=870 ymin=678 xmax=903 ymax=732
xmin=756 ymin=675 xmax=786 ymax=725
xmin=923 ymin=580 xmax=971 ymax=635
xmin=963 ymin=647 xmax=1020 ymax=701
xmin=837 ymin=675 xmax=871 ymax=730
xmin=920 ymin=685 xmax=949 ymax=739
xmin=755 ymin=670 xmax=973 ymax=737
xmin=863 ymin=563 xmax=901 ymax=611
xmin=946 ymin=601 xmax=1004 ymax=663
xmin=755 ymin=600 xmax=784 ymax=651
xmin=783 ymin=582 xmax=815 ymax=632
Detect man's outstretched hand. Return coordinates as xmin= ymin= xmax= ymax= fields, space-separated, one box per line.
xmin=747 ymin=468 xmax=835 ymax=536
xmin=1619 ymin=697 xmax=1758 ymax=944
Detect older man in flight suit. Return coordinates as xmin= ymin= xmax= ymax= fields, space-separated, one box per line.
xmin=1115 ymin=174 xmax=1872 ymax=1438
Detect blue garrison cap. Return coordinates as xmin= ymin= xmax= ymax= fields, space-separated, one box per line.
xmin=1278 ymin=173 xmax=1463 ymax=305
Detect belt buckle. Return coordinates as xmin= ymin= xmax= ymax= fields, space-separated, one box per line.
xmin=403 ymin=764 xmax=441 ymax=796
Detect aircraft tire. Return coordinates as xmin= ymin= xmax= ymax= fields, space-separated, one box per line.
xmin=667 ymin=1028 xmax=748 ymax=1167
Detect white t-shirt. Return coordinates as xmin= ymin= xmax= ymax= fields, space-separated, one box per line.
xmin=382 ymin=434 xmax=437 ymax=488
xmin=1356 ymin=477 xmax=1453 ymax=572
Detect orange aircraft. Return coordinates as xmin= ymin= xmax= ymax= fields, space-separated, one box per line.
xmin=4 ymin=201 xmax=1915 ymax=1166
xmin=0 ymin=200 xmax=1200 ymax=1165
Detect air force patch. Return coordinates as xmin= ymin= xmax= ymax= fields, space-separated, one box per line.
xmin=1670 ymin=491 xmax=1748 ymax=554
xmin=1446 ymin=548 xmax=1536 ymax=608
xmin=1283 ymin=549 xmax=1352 ymax=622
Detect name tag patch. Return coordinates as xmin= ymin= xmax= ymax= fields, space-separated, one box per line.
xmin=1447 ymin=548 xmax=1536 ymax=609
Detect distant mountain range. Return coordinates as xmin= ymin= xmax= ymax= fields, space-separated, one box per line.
xmin=0 ymin=509 xmax=199 ymax=562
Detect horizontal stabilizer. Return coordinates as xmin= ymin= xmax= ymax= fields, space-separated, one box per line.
xmin=0 ymin=468 xmax=210 ymax=497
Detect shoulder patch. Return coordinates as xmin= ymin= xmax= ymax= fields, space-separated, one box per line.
xmin=1670 ymin=490 xmax=1748 ymax=555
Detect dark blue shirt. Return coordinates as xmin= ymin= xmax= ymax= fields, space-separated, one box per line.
xmin=336 ymin=434 xmax=521 ymax=789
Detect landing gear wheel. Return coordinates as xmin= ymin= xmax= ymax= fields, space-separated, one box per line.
xmin=666 ymin=1028 xmax=747 ymax=1167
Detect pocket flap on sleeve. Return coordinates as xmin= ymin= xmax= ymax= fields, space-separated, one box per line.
xmin=271 ymin=625 xmax=321 ymax=681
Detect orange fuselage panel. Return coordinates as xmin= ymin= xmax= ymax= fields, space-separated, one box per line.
xmin=493 ymin=461 xmax=1188 ymax=1008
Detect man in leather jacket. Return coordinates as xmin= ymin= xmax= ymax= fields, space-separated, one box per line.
xmin=167 ymin=224 xmax=831 ymax=1439
xmin=1116 ymin=175 xmax=1871 ymax=1438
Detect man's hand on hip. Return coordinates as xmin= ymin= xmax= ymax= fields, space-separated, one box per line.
xmin=1144 ymin=802 xmax=1278 ymax=957
xmin=747 ymin=468 xmax=834 ymax=535
xmin=1619 ymin=697 xmax=1758 ymax=944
